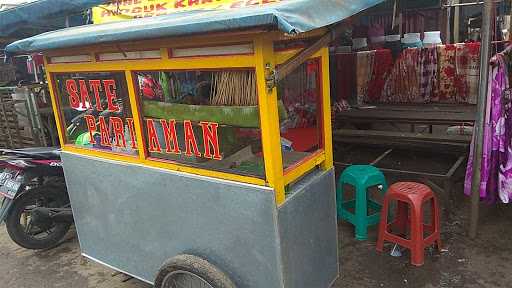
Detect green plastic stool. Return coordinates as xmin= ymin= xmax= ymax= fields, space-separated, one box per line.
xmin=337 ymin=165 xmax=388 ymax=240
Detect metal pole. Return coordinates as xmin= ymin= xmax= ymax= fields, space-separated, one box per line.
xmin=443 ymin=1 xmax=501 ymax=8
xmin=454 ymin=0 xmax=460 ymax=43
xmin=469 ymin=0 xmax=494 ymax=239
xmin=446 ymin=0 xmax=452 ymax=44
xmin=509 ymin=0 xmax=512 ymax=41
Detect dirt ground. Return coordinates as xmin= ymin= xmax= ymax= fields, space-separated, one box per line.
xmin=0 ymin=183 xmax=511 ymax=287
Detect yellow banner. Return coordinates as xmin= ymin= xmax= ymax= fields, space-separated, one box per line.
xmin=93 ymin=0 xmax=280 ymax=24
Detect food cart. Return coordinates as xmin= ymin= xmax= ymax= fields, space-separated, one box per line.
xmin=5 ymin=1 xmax=383 ymax=287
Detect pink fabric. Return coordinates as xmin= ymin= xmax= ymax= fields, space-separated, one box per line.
xmin=465 ymin=54 xmax=512 ymax=203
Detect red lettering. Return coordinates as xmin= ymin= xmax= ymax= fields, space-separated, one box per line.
xmin=160 ymin=119 xmax=181 ymax=154
xmin=126 ymin=118 xmax=138 ymax=149
xmin=132 ymin=6 xmax=142 ymax=13
xmin=65 ymin=80 xmax=80 ymax=109
xmin=110 ymin=117 xmax=126 ymax=148
xmin=183 ymin=120 xmax=201 ymax=157
xmin=89 ymin=80 xmax=103 ymax=111
xmin=78 ymin=80 xmax=91 ymax=110
xmin=146 ymin=119 xmax=162 ymax=153
xmin=101 ymin=10 xmax=112 ymax=17
xmin=188 ymin=0 xmax=199 ymax=5
xmin=230 ymin=1 xmax=243 ymax=8
xmin=144 ymin=4 xmax=154 ymax=12
xmin=155 ymin=3 xmax=167 ymax=11
xmin=200 ymin=122 xmax=221 ymax=160
xmin=175 ymin=0 xmax=185 ymax=8
xmin=262 ymin=0 xmax=276 ymax=3
xmin=106 ymin=0 xmax=140 ymax=6
xmin=103 ymin=79 xmax=120 ymax=112
xmin=83 ymin=115 xmax=97 ymax=145
xmin=98 ymin=116 xmax=111 ymax=147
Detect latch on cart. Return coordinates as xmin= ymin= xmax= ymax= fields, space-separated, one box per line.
xmin=265 ymin=63 xmax=276 ymax=92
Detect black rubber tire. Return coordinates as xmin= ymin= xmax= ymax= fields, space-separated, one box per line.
xmin=154 ymin=254 xmax=236 ymax=288
xmin=5 ymin=185 xmax=71 ymax=250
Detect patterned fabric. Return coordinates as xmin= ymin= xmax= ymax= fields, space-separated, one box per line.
xmin=455 ymin=42 xmax=481 ymax=104
xmin=367 ymin=49 xmax=393 ymax=102
xmin=437 ymin=44 xmax=458 ymax=103
xmin=465 ymin=54 xmax=512 ymax=203
xmin=335 ymin=53 xmax=357 ymax=101
xmin=419 ymin=47 xmax=438 ymax=102
xmin=356 ymin=50 xmax=376 ymax=105
xmin=333 ymin=43 xmax=479 ymax=105
xmin=382 ymin=48 xmax=421 ymax=103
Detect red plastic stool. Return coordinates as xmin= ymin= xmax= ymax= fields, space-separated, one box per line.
xmin=376 ymin=182 xmax=442 ymax=266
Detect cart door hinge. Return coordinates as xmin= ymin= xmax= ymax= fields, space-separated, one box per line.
xmin=265 ymin=63 xmax=276 ymax=92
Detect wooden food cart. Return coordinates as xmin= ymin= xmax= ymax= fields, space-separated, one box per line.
xmin=6 ymin=1 xmax=383 ymax=287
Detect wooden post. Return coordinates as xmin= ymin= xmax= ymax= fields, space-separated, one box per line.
xmin=469 ymin=0 xmax=494 ymax=239
xmin=454 ymin=0 xmax=460 ymax=43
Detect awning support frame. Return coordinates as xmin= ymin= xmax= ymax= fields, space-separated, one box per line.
xmin=269 ymin=22 xmax=347 ymax=88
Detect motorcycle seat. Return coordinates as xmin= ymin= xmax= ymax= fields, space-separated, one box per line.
xmin=0 ymin=147 xmax=61 ymax=159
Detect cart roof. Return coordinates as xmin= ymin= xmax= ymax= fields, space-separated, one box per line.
xmin=6 ymin=0 xmax=384 ymax=54
xmin=0 ymin=0 xmax=106 ymax=39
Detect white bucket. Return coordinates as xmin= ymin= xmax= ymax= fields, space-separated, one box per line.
xmin=423 ymin=31 xmax=442 ymax=47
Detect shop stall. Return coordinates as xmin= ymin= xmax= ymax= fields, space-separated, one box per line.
xmin=326 ymin=0 xmax=505 ymax=237
xmin=5 ymin=0 xmax=386 ymax=287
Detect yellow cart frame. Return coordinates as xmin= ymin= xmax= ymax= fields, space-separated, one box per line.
xmin=45 ymin=30 xmax=334 ymax=206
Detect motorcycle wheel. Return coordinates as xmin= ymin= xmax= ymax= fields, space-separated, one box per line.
xmin=5 ymin=185 xmax=71 ymax=250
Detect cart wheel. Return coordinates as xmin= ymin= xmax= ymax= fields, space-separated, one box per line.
xmin=154 ymin=254 xmax=236 ymax=288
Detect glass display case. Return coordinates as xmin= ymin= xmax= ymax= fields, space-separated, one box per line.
xmin=46 ymin=35 xmax=333 ymax=204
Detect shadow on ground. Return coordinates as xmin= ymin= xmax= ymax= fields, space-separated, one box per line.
xmin=0 ymin=182 xmax=511 ymax=288
xmin=333 ymin=183 xmax=512 ymax=288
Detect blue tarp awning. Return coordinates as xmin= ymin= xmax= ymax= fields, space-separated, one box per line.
xmin=6 ymin=0 xmax=384 ymax=54
xmin=0 ymin=0 xmax=106 ymax=39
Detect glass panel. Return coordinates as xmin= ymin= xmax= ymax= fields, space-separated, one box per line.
xmin=134 ymin=70 xmax=265 ymax=178
xmin=53 ymin=72 xmax=138 ymax=156
xmin=278 ymin=58 xmax=323 ymax=171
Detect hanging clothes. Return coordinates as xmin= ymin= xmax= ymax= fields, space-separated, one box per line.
xmin=402 ymin=48 xmax=422 ymax=103
xmin=382 ymin=48 xmax=421 ymax=103
xmin=465 ymin=53 xmax=512 ymax=203
xmin=367 ymin=49 xmax=393 ymax=103
xmin=419 ymin=46 xmax=438 ymax=103
xmin=455 ymin=43 xmax=481 ymax=104
xmin=437 ymin=44 xmax=458 ymax=103
xmin=356 ymin=50 xmax=376 ymax=105
xmin=336 ymin=53 xmax=357 ymax=102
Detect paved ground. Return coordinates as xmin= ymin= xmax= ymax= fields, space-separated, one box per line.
xmin=0 ymin=182 xmax=511 ymax=288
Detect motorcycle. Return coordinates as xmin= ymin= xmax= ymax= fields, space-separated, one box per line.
xmin=0 ymin=147 xmax=73 ymax=250
xmin=0 ymin=97 xmax=122 ymax=250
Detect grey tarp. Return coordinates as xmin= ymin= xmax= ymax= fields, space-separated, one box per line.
xmin=6 ymin=0 xmax=384 ymax=54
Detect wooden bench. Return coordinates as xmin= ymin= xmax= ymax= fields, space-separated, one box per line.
xmin=333 ymin=104 xmax=476 ymax=200
xmin=333 ymin=129 xmax=472 ymax=153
